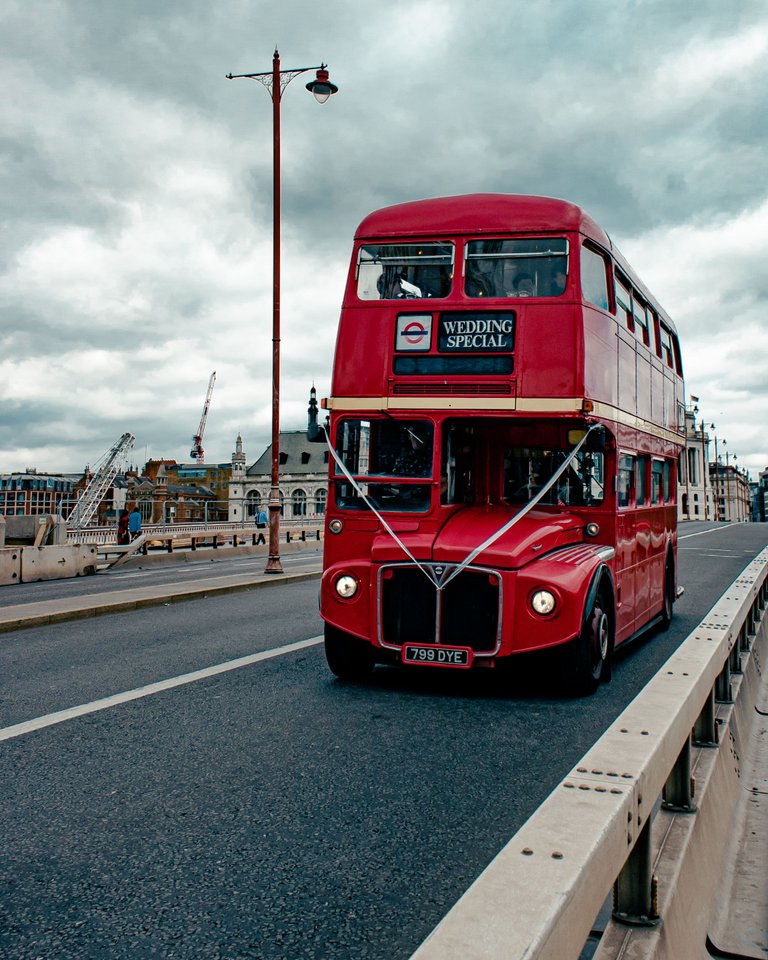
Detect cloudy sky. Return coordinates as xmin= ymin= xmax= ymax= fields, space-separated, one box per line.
xmin=2 ymin=0 xmax=767 ymax=479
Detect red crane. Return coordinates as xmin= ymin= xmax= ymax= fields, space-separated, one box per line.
xmin=190 ymin=371 xmax=216 ymax=462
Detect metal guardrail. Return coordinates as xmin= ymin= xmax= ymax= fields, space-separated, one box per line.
xmin=67 ymin=519 xmax=323 ymax=545
xmin=409 ymin=547 xmax=768 ymax=960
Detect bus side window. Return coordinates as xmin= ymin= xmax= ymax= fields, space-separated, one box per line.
xmin=618 ymin=454 xmax=634 ymax=507
xmin=636 ymin=456 xmax=647 ymax=506
xmin=663 ymin=460 xmax=673 ymax=502
xmin=580 ymin=244 xmax=610 ymax=310
xmin=651 ymin=460 xmax=664 ymax=504
xmin=615 ymin=275 xmax=632 ymax=330
xmin=659 ymin=324 xmax=674 ymax=367
xmin=633 ymin=296 xmax=650 ymax=347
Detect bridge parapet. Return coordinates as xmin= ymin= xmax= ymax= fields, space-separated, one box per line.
xmin=410 ymin=548 xmax=768 ymax=960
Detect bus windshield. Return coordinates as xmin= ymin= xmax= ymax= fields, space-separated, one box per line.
xmin=465 ymin=237 xmax=568 ymax=298
xmin=333 ymin=418 xmax=433 ymax=513
xmin=504 ymin=446 xmax=605 ymax=506
xmin=357 ymin=243 xmax=454 ymax=300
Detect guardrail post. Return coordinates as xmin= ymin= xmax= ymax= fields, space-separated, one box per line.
xmin=213 ymin=535 xmax=218 ymax=549
xmin=739 ymin=621 xmax=750 ymax=654
xmin=316 ymin=529 xmax=321 ymax=541
xmin=301 ymin=530 xmax=306 ymax=542
xmin=191 ymin=537 xmax=197 ymax=551
xmin=716 ymin=657 xmax=733 ymax=704
xmin=613 ymin=819 xmax=659 ymax=926
xmin=166 ymin=538 xmax=173 ymax=553
xmin=693 ymin=688 xmax=717 ymax=747
xmin=662 ymin=732 xmax=697 ymax=811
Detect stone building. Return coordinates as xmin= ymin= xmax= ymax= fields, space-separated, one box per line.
xmin=678 ymin=408 xmax=713 ymax=521
xmin=228 ymin=389 xmax=328 ymax=522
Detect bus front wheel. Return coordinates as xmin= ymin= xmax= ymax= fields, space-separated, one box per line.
xmin=324 ymin=623 xmax=375 ymax=681
xmin=561 ymin=591 xmax=612 ymax=696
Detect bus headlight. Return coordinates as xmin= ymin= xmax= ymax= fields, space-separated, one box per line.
xmin=586 ymin=522 xmax=600 ymax=537
xmin=328 ymin=519 xmax=343 ymax=535
xmin=335 ymin=575 xmax=358 ymax=599
xmin=531 ymin=590 xmax=556 ymax=616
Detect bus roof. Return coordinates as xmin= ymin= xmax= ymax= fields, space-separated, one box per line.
xmin=354 ymin=194 xmax=611 ymax=246
xmin=354 ymin=193 xmax=677 ymax=337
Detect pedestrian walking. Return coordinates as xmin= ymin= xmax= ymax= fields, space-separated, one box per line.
xmin=128 ymin=506 xmax=143 ymax=541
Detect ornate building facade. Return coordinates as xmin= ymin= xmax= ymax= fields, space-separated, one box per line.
xmin=228 ymin=390 xmax=328 ymax=522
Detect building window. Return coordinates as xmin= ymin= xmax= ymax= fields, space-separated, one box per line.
xmin=293 ymin=489 xmax=307 ymax=517
xmin=315 ymin=488 xmax=327 ymax=516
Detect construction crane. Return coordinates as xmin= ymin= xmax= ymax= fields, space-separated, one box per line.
xmin=190 ymin=371 xmax=216 ymax=462
xmin=67 ymin=431 xmax=135 ymax=529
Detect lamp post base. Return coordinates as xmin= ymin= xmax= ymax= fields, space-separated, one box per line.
xmin=264 ymin=554 xmax=284 ymax=574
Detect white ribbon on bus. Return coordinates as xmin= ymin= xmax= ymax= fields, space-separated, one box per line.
xmin=323 ymin=422 xmax=601 ymax=592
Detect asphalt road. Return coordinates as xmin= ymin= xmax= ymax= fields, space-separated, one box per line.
xmin=1 ymin=521 xmax=767 ymax=960
xmin=0 ymin=543 xmax=323 ymax=607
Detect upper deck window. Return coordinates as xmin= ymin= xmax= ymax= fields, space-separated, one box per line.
xmin=465 ymin=237 xmax=568 ymax=298
xmin=356 ymin=243 xmax=454 ymax=300
xmin=615 ymin=276 xmax=632 ymax=329
xmin=581 ymin=245 xmax=610 ymax=310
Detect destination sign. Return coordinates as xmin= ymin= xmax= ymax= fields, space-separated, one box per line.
xmin=438 ymin=312 xmax=515 ymax=352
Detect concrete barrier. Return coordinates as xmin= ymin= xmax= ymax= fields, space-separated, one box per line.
xmin=0 ymin=547 xmax=21 ymax=585
xmin=19 ymin=545 xmax=99 ymax=582
xmin=409 ymin=547 xmax=768 ymax=960
xmin=4 ymin=515 xmax=67 ymax=546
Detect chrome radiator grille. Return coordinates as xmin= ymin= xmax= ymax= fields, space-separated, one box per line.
xmin=378 ymin=563 xmax=502 ymax=655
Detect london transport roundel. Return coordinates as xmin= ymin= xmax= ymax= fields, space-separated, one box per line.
xmin=395 ymin=314 xmax=432 ymax=351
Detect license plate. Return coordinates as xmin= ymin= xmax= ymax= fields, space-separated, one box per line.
xmin=402 ymin=645 xmax=473 ymax=669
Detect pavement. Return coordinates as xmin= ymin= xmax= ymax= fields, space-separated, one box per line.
xmin=0 ymin=563 xmax=323 ymax=634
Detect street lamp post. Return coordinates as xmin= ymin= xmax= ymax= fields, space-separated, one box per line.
xmin=227 ymin=50 xmax=338 ymax=574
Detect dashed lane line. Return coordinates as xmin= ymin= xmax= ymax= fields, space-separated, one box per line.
xmin=0 ymin=635 xmax=324 ymax=743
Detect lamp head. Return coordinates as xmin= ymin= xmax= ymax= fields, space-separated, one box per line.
xmin=306 ymin=65 xmax=338 ymax=103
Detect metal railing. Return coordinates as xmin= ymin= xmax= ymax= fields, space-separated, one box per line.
xmin=67 ymin=518 xmax=323 ymax=545
xmin=409 ymin=547 xmax=768 ymax=960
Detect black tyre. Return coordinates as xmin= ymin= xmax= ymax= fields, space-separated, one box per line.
xmin=660 ymin=555 xmax=675 ymax=630
xmin=324 ymin=623 xmax=375 ymax=681
xmin=561 ymin=589 xmax=612 ymax=696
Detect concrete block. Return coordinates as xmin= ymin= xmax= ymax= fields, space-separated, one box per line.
xmin=0 ymin=546 xmax=21 ymax=585
xmin=5 ymin=515 xmax=66 ymax=545
xmin=20 ymin=545 xmax=99 ymax=582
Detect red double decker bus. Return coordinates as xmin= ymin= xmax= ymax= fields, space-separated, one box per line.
xmin=314 ymin=194 xmax=685 ymax=694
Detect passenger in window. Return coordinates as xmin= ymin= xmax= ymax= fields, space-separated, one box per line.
xmin=377 ymin=269 xmax=408 ymax=299
xmin=466 ymin=262 xmax=491 ymax=297
xmin=497 ymin=259 xmax=519 ymax=296
xmin=551 ymin=269 xmax=567 ymax=295
xmin=513 ymin=273 xmax=535 ymax=297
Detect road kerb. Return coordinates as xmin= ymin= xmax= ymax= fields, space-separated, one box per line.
xmin=0 ymin=568 xmax=322 ymax=634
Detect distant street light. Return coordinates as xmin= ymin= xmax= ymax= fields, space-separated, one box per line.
xmin=227 ymin=50 xmax=338 ymax=574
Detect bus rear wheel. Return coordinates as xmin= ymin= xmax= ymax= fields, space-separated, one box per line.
xmin=324 ymin=623 xmax=375 ymax=681
xmin=561 ymin=591 xmax=612 ymax=696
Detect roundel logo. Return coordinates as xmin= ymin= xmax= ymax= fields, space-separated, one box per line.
xmin=396 ymin=314 xmax=432 ymax=352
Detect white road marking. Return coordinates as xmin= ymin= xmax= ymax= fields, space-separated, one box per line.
xmin=679 ymin=525 xmax=738 ymax=540
xmin=0 ymin=636 xmax=323 ymax=743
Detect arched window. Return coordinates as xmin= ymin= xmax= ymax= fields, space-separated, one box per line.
xmin=293 ymin=488 xmax=307 ymax=517
xmin=315 ymin=488 xmax=327 ymax=516
xmin=245 ymin=491 xmax=260 ymax=518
